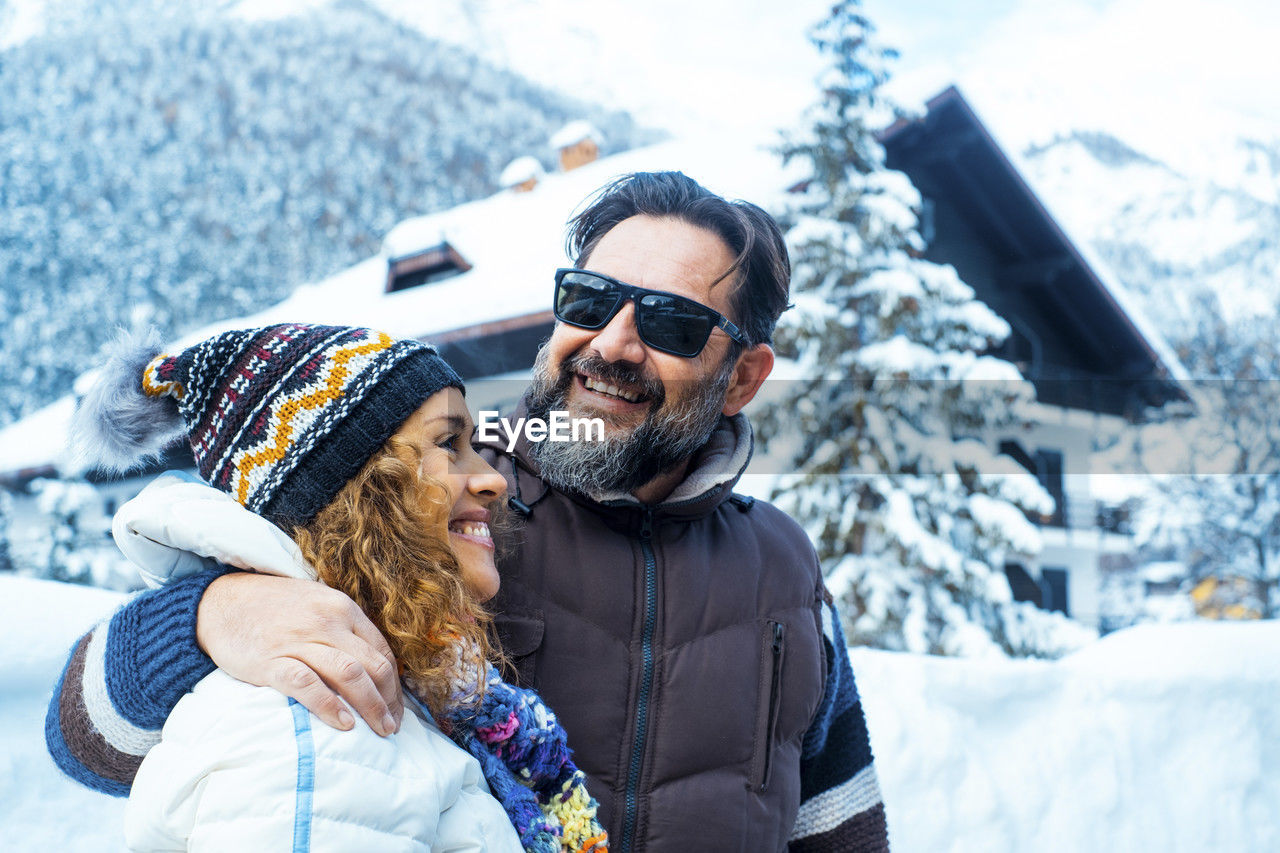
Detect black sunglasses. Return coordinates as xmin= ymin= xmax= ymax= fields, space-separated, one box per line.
xmin=553 ymin=268 xmax=747 ymax=358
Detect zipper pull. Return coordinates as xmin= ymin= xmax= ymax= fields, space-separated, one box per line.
xmin=772 ymin=621 xmax=784 ymax=654
xmin=640 ymin=508 xmax=653 ymax=539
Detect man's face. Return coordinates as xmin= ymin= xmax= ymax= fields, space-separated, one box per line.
xmin=526 ymin=214 xmax=745 ymax=495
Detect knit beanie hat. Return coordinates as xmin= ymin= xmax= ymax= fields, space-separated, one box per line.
xmin=73 ymin=323 xmax=462 ymax=527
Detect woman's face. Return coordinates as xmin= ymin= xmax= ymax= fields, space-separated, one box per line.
xmin=394 ymin=387 xmax=507 ymax=601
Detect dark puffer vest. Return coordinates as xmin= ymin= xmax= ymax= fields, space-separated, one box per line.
xmin=480 ymin=414 xmax=827 ymax=852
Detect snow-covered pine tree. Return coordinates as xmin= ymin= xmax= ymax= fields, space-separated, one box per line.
xmin=0 ymin=490 xmax=15 ymax=572
xmin=1136 ymin=293 xmax=1280 ymax=619
xmin=31 ymin=478 xmax=101 ymax=585
xmin=758 ymin=0 xmax=1093 ymax=658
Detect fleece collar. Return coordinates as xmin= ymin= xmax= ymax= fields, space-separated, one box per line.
xmin=589 ymin=413 xmax=754 ymax=507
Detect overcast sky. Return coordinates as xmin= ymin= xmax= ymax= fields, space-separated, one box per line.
xmin=7 ymin=0 xmax=1277 ymax=179
xmin=450 ymin=0 xmax=1279 ymax=181
xmin=861 ymin=0 xmax=1279 ymax=175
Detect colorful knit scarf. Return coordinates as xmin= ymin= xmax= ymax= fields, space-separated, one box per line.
xmin=429 ymin=657 xmax=608 ymax=853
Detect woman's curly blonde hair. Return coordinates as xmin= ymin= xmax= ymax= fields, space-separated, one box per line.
xmin=291 ymin=432 xmax=500 ymax=717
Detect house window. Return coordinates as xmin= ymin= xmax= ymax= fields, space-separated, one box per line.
xmin=1040 ymin=567 xmax=1070 ymax=616
xmin=1034 ymin=449 xmax=1066 ymax=528
xmin=386 ymin=242 xmax=471 ymax=293
xmin=1004 ymin=562 xmax=1043 ymax=607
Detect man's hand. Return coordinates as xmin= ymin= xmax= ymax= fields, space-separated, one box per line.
xmin=196 ymin=572 xmax=403 ymax=736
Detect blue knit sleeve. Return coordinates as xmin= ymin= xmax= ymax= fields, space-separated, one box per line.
xmin=788 ymin=599 xmax=890 ymax=852
xmin=45 ymin=566 xmax=228 ymax=795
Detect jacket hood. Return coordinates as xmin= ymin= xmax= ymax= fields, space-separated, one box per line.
xmin=113 ymin=471 xmax=317 ymax=588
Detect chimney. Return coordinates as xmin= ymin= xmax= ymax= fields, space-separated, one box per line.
xmin=550 ymin=121 xmax=602 ymax=172
xmin=499 ymin=156 xmax=544 ymax=193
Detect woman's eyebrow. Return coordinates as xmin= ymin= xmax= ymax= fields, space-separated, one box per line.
xmin=421 ymin=414 xmax=470 ymax=432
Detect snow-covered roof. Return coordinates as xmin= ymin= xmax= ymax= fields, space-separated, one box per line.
xmin=0 ymin=396 xmax=75 ymax=476
xmin=498 ymin=155 xmax=545 ymax=188
xmin=881 ymin=86 xmax=1190 ymax=411
xmin=0 ymin=133 xmax=797 ymax=476
xmin=549 ymin=120 xmax=602 ymax=150
xmin=0 ymin=114 xmax=1190 ymax=475
xmin=948 ymin=87 xmax=1189 ymax=385
xmin=1049 ymin=212 xmax=1190 ymax=385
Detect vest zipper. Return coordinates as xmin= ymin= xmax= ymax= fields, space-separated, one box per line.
xmin=621 ymin=507 xmax=657 ymax=853
xmin=759 ymin=621 xmax=785 ymax=792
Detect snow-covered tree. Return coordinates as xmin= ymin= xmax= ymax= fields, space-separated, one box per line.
xmin=30 ymin=478 xmax=103 ymax=585
xmin=0 ymin=490 xmax=14 ymax=573
xmin=1136 ymin=295 xmax=1280 ymax=619
xmin=758 ymin=0 xmax=1093 ymax=657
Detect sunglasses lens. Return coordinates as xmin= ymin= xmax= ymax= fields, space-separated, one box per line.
xmin=639 ymin=294 xmax=714 ymax=356
xmin=556 ymin=272 xmax=620 ymax=328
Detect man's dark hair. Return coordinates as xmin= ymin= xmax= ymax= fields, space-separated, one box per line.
xmin=566 ymin=171 xmax=791 ymax=349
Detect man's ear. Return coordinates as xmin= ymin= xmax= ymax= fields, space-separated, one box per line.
xmin=722 ymin=344 xmax=774 ymax=417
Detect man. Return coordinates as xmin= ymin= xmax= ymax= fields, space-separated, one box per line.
xmin=48 ymin=172 xmax=889 ymax=851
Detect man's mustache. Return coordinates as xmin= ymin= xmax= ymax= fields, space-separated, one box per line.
xmin=562 ymin=353 xmax=665 ymax=405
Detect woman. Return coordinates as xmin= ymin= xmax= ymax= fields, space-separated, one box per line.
xmin=70 ymin=323 xmax=607 ymax=852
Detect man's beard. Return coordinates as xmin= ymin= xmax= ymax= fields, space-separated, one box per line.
xmin=524 ymin=346 xmax=736 ymax=497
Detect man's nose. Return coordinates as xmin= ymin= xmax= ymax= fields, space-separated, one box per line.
xmin=590 ymin=299 xmax=646 ymax=364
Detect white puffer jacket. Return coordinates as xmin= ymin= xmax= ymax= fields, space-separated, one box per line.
xmin=117 ymin=474 xmax=523 ymax=853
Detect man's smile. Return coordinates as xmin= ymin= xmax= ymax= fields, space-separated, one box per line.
xmin=577 ymin=371 xmax=649 ymax=404
xmin=573 ymin=371 xmax=653 ymax=415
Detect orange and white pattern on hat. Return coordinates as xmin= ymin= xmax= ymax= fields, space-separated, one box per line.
xmin=224 ymin=329 xmax=397 ymax=509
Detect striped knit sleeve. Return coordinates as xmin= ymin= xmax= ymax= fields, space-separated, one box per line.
xmin=45 ymin=566 xmax=227 ymax=795
xmin=788 ymin=598 xmax=890 ymax=852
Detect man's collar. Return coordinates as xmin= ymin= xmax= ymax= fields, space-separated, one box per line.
xmin=587 ymin=413 xmax=754 ymax=507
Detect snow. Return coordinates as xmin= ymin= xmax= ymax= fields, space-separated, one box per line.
xmin=0 ymin=395 xmax=74 ymax=474
xmin=353 ymin=136 xmax=789 ymax=340
xmin=548 ymin=120 xmax=602 ymax=150
xmin=0 ymin=0 xmax=48 ymax=50
xmin=4 ymin=1 xmax=1274 ymax=195
xmin=968 ymin=491 xmax=1041 ymax=555
xmin=0 ymin=576 xmax=128 ymax=851
xmin=366 ymin=0 xmax=831 ymax=139
xmin=940 ymin=94 xmax=1192 ymax=386
xmin=867 ymin=0 xmax=1280 ymax=189
xmin=956 ymin=354 xmax=1022 ymax=383
xmin=1139 ymin=561 xmax=1186 ymax=584
xmin=1029 ymin=197 xmax=1191 ymax=386
xmin=498 ymin=155 xmax=544 ymax=188
xmin=229 ymin=0 xmax=332 ymax=23
xmin=1025 ymin=139 xmax=1256 ymax=268
xmin=3 ymin=576 xmax=1276 ymax=850
xmin=856 ymin=619 xmax=1280 ymax=852
xmin=856 ymin=335 xmax=941 ymax=375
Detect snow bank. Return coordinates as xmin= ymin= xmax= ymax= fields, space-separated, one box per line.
xmin=0 ymin=576 xmax=127 ymax=851
xmin=854 ymin=619 xmax=1280 ymax=852
xmin=2 ymin=575 xmax=1276 ymax=851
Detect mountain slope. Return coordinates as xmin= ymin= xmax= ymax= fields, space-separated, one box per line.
xmin=0 ymin=0 xmax=652 ymax=427
xmin=1020 ymin=130 xmax=1280 ymax=342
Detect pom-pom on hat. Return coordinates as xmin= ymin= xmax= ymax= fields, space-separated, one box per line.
xmin=74 ymin=323 xmax=462 ymax=528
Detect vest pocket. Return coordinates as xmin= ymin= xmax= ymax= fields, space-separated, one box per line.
xmin=492 ymin=611 xmax=545 ymax=687
xmin=748 ymin=620 xmax=786 ymax=792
